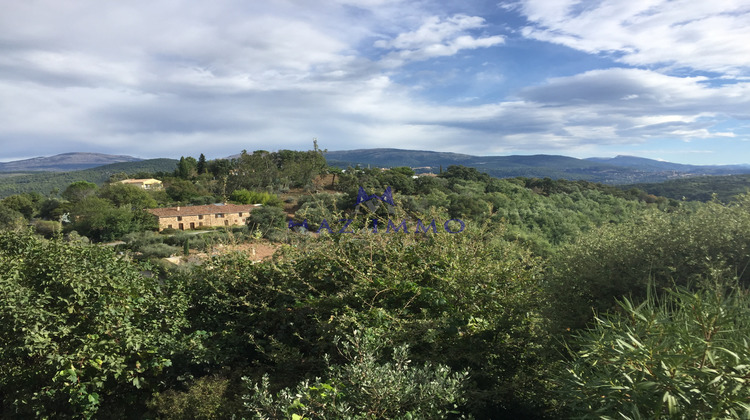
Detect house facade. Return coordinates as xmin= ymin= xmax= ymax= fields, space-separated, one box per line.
xmin=119 ymin=178 xmax=163 ymax=190
xmin=147 ymin=203 xmax=261 ymax=231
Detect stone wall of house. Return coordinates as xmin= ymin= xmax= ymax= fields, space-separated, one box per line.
xmin=157 ymin=211 xmax=250 ymax=231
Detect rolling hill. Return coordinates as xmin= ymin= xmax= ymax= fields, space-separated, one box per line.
xmin=325 ymin=149 xmax=750 ymax=184
xmin=587 ymin=155 xmax=750 ymax=174
xmin=3 ymin=148 xmax=749 ymax=198
xmin=625 ymin=174 xmax=750 ymax=202
xmin=0 ymin=159 xmax=178 ymax=198
xmin=0 ymin=152 xmax=142 ymax=172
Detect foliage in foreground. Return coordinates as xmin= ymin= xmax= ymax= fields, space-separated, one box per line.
xmin=548 ymin=195 xmax=750 ymax=329
xmin=0 ymin=231 xmax=188 ymax=418
xmin=559 ymin=278 xmax=750 ymax=419
xmin=182 ymin=221 xmax=553 ymax=417
xmin=244 ymin=328 xmax=469 ymax=419
xmin=5 ymin=185 xmax=750 ymax=418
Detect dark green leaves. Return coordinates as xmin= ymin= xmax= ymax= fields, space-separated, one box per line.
xmin=0 ymin=231 xmax=187 ymax=418
xmin=559 ymin=281 xmax=750 ymax=418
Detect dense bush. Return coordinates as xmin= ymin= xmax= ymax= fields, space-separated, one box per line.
xmin=38 ymin=198 xmax=65 ymax=220
xmin=32 ymin=219 xmax=63 ymax=237
xmin=140 ymin=243 xmax=181 ymax=259
xmin=182 ymin=222 xmax=553 ymax=417
xmin=293 ymin=192 xmax=345 ymax=229
xmin=123 ymin=230 xmax=164 ymax=248
xmin=1 ymin=194 xmax=36 ymax=218
xmin=98 ymin=183 xmax=158 ymax=210
xmin=244 ymin=329 xmax=469 ymax=419
xmin=230 ymin=189 xmax=282 ymax=207
xmin=559 ymin=278 xmax=750 ymax=418
xmin=0 ymin=203 xmax=25 ymax=231
xmin=246 ymin=205 xmax=288 ymax=238
xmin=165 ymin=178 xmax=209 ymax=203
xmin=67 ymin=197 xmax=157 ymax=242
xmin=0 ymin=231 xmax=188 ymax=418
xmin=148 ymin=375 xmax=237 ymax=420
xmin=190 ymin=195 xmax=218 ymax=206
xmin=547 ymin=196 xmax=750 ymax=329
xmin=6 ymin=162 xmax=749 ymax=418
xmin=163 ymin=231 xmax=196 ymax=247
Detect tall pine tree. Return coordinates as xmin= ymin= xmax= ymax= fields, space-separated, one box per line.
xmin=197 ymin=153 xmax=207 ymax=175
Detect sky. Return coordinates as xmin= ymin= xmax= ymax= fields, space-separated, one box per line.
xmin=2 ymin=0 xmax=750 ymax=165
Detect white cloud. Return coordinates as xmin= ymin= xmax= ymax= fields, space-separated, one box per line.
xmin=518 ymin=0 xmax=750 ymax=75
xmin=375 ymin=14 xmax=504 ymax=65
xmin=341 ymin=67 xmax=750 ymax=153
xmin=1 ymin=0 xmax=749 ymax=164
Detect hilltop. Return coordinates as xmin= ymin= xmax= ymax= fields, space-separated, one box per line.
xmin=0 ymin=158 xmax=178 ymax=198
xmin=0 ymin=152 xmax=142 ymax=172
xmin=325 ymin=149 xmax=750 ymax=184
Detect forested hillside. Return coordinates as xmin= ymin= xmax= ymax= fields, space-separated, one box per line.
xmin=0 ymin=152 xmax=142 ymax=172
xmin=2 ymin=148 xmax=750 ymax=419
xmin=0 ymin=159 xmax=179 ymax=198
xmin=325 ymin=148 xmax=750 ymax=184
xmin=627 ymin=173 xmax=750 ymax=202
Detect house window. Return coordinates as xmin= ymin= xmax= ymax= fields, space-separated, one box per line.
xmin=198 ymin=215 xmax=203 ymax=220
xmin=239 ymin=212 xmax=243 ymax=217
xmin=199 ymin=222 xmax=203 ymax=226
xmin=168 ymin=224 xmax=172 ymax=229
xmin=177 ymin=216 xmax=182 ymax=221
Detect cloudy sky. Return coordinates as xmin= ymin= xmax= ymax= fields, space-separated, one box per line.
xmin=2 ymin=0 xmax=750 ymax=164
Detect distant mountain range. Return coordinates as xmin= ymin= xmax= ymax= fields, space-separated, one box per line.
xmin=2 ymin=149 xmax=749 ymax=188
xmin=586 ymin=155 xmax=750 ymax=173
xmin=0 ymin=153 xmax=142 ymax=172
xmin=325 ymin=149 xmax=750 ymax=184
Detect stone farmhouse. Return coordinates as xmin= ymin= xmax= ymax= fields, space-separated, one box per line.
xmin=119 ymin=178 xmax=163 ymax=190
xmin=147 ymin=203 xmax=261 ymax=231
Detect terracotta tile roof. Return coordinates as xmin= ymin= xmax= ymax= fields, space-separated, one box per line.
xmin=120 ymin=178 xmax=162 ymax=184
xmin=147 ymin=203 xmax=261 ymax=218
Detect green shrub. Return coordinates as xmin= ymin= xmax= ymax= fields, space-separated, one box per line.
xmin=65 ymin=230 xmax=90 ymax=244
xmin=270 ymin=230 xmax=293 ymax=243
xmin=558 ymin=278 xmax=750 ymax=418
xmin=149 ymin=375 xmax=236 ymax=420
xmin=547 ymin=197 xmax=750 ymax=329
xmin=190 ymin=195 xmax=218 ymax=206
xmin=246 ymin=206 xmax=287 ymax=239
xmin=0 ymin=231 xmax=187 ymax=418
xmin=231 ymin=225 xmax=249 ymax=235
xmin=183 ymin=223 xmax=552 ymax=417
xmin=294 ymin=193 xmax=345 ymax=229
xmin=164 ymin=231 xmax=195 ymax=247
xmin=243 ymin=329 xmax=468 ymax=419
xmin=230 ymin=189 xmax=282 ymax=207
xmin=140 ymin=243 xmax=181 ymax=259
xmin=32 ymin=219 xmax=62 ymax=238
xmin=1 ymin=194 xmax=36 ymax=218
xmin=123 ymin=230 xmax=164 ymax=249
xmin=0 ymin=204 xmax=25 ymax=231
